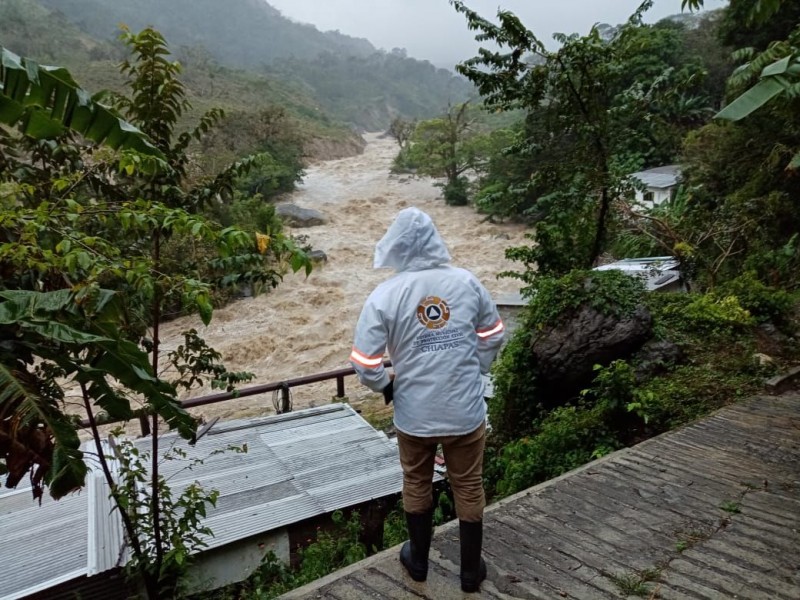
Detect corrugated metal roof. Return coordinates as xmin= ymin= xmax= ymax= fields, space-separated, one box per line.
xmin=630 ymin=165 xmax=681 ymax=189
xmin=1 ymin=403 xmax=409 ymax=599
xmin=133 ymin=404 xmax=407 ymax=552
xmin=0 ymin=439 xmax=126 ymax=600
xmin=594 ymin=256 xmax=682 ymax=291
xmin=0 ymin=486 xmax=89 ymax=600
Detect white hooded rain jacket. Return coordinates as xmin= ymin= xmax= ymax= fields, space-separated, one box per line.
xmin=350 ymin=208 xmax=505 ymax=437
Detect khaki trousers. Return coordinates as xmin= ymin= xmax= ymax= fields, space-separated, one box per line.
xmin=396 ymin=422 xmax=486 ymax=523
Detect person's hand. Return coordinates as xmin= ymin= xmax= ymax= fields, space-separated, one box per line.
xmin=382 ymin=380 xmax=394 ymax=405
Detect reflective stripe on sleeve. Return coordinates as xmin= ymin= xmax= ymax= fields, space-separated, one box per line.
xmin=350 ymin=347 xmax=384 ymax=368
xmin=476 ymin=319 xmax=504 ymax=339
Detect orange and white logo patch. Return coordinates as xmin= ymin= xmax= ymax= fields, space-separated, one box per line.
xmin=416 ymin=296 xmax=450 ymax=330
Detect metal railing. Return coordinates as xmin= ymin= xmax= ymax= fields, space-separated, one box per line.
xmin=79 ymin=361 xmax=392 ymax=436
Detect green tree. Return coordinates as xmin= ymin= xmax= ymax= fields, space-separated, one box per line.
xmin=407 ymin=102 xmax=492 ymax=205
xmin=1 ymin=29 xmax=310 ymax=598
xmin=388 ymin=116 xmax=416 ymax=150
xmin=611 ymin=0 xmax=800 ymax=288
xmin=450 ymin=1 xmax=709 ymax=272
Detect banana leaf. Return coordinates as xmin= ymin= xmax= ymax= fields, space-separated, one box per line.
xmin=0 ymin=46 xmax=164 ymax=160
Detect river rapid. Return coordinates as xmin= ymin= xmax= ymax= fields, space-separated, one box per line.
xmin=160 ymin=133 xmax=528 ymax=421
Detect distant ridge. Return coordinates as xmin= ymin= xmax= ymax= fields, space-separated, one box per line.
xmin=33 ymin=0 xmax=473 ymax=128
xmin=40 ymin=0 xmax=377 ymax=66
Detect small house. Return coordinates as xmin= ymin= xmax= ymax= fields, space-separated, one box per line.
xmin=629 ymin=165 xmax=682 ymax=209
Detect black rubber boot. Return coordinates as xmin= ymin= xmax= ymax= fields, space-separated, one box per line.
xmin=460 ymin=519 xmax=487 ymax=593
xmin=400 ymin=510 xmax=433 ymax=582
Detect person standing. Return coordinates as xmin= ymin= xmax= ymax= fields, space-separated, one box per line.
xmin=350 ymin=207 xmax=505 ymax=593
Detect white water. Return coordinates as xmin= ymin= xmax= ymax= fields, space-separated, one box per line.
xmin=161 ymin=134 xmax=528 ymax=421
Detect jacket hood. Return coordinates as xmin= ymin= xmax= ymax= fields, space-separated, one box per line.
xmin=374 ymin=207 xmax=451 ymax=271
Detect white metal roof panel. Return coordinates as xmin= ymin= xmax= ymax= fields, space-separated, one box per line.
xmin=629 ymin=165 xmax=681 ymax=189
xmin=127 ymin=404 xmax=406 ymax=553
xmin=0 ymin=488 xmax=88 ymax=600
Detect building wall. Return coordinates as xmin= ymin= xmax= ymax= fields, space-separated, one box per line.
xmin=185 ymin=528 xmax=290 ymax=594
xmin=24 ymin=569 xmax=132 ymax=600
xmin=634 ymin=187 xmax=673 ymax=209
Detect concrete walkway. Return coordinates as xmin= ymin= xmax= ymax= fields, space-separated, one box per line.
xmin=281 ymin=393 xmax=800 ymax=599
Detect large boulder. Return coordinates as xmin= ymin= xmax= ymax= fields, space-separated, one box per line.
xmin=276 ymin=204 xmax=326 ymax=228
xmin=531 ymin=304 xmax=653 ymax=396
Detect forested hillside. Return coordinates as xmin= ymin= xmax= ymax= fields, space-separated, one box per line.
xmin=25 ymin=0 xmax=473 ymax=129
xmin=39 ymin=0 xmax=375 ymax=65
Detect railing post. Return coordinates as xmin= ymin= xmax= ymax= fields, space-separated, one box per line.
xmin=139 ymin=412 xmax=151 ymax=437
xmin=280 ymin=383 xmax=291 ymax=414
xmin=336 ymin=375 xmax=345 ymax=399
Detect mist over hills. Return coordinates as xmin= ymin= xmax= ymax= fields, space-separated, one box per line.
xmin=25 ymin=0 xmax=473 ymax=130
xmin=39 ymin=0 xmax=377 ymax=66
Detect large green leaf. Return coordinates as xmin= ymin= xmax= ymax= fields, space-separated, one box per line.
xmin=0 ymin=289 xmax=74 ymax=318
xmin=0 ymin=47 xmax=165 ymax=160
xmin=761 ymin=55 xmax=793 ymax=78
xmin=0 ymin=289 xmax=195 ymax=439
xmin=715 ymin=77 xmax=787 ymax=121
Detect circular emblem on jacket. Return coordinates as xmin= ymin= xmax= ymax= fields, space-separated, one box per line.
xmin=416 ymin=296 xmax=450 ymax=329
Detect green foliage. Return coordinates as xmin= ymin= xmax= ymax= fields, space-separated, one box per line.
xmin=405 ymin=103 xmax=497 ymax=204
xmin=168 ymin=329 xmax=254 ymax=393
xmin=0 ymin=44 xmax=164 ymax=160
xmin=714 ymin=271 xmax=796 ymax=325
xmin=115 ymin=438 xmax=223 ymax=598
xmin=610 ymin=568 xmax=661 ymax=597
xmin=0 ymin=287 xmax=193 ymax=500
xmin=0 ymin=28 xmax=313 ymax=599
xmin=682 ymin=295 xmax=754 ymax=331
xmin=652 ymin=293 xmax=753 ymax=335
xmin=484 ymin=259 xmax=786 ymax=499
xmin=389 ymin=117 xmax=416 ymax=149
xmin=719 ymin=500 xmax=741 ymax=514
xmin=488 ymin=401 xmax=620 ymax=498
xmin=452 ymin=1 xmax=712 ymax=269
xmin=441 ymin=176 xmax=470 ymax=206
xmin=520 ymin=268 xmax=647 ymax=322
xmin=216 ymin=510 xmax=367 ymax=600
xmin=744 ymin=234 xmax=800 ymax=290
xmin=223 ymin=196 xmax=283 ymax=235
xmin=487 ymin=270 xmax=646 ymax=443
xmin=633 ymin=364 xmax=762 ymax=431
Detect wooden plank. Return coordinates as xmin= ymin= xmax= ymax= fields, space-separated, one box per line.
xmin=486 ymin=516 xmax=621 ymax=598
xmin=625 ymin=448 xmax=800 ymax=504
xmin=676 ymin=548 xmax=800 ymax=599
xmin=497 ymin=497 xmax=670 ymax=586
xmin=350 ymin=566 xmax=443 ymax=600
xmin=607 ymin=459 xmax=796 ymax=527
xmin=479 ymin=525 xmax=617 ymax=599
xmin=561 ymin=471 xmax=716 ymax=532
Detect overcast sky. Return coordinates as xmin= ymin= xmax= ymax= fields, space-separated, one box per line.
xmin=266 ymin=0 xmax=728 ymax=68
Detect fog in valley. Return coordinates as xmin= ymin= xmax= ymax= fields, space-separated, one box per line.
xmin=267 ymin=0 xmax=729 ymax=68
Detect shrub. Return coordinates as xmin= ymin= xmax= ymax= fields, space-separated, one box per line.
xmin=488 ymin=400 xmax=620 ymax=498
xmin=441 ymin=175 xmax=470 ymax=206
xmin=657 ymin=293 xmax=753 ymax=335
xmin=714 ymin=271 xmax=796 ymax=327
